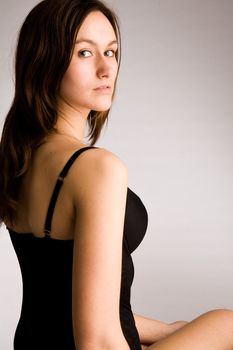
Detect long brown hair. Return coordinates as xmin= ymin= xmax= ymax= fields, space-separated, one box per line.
xmin=0 ymin=0 xmax=121 ymax=225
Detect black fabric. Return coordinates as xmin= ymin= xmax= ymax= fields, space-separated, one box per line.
xmin=8 ymin=146 xmax=148 ymax=350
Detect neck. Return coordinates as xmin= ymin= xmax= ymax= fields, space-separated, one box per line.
xmin=56 ymin=98 xmax=90 ymax=143
xmin=55 ymin=117 xmax=86 ymax=143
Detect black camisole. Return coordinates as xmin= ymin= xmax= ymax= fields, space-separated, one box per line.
xmin=8 ymin=146 xmax=148 ymax=350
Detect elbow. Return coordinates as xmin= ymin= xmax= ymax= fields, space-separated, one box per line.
xmin=73 ymin=327 xmax=130 ymax=350
xmin=74 ymin=337 xmax=130 ymax=350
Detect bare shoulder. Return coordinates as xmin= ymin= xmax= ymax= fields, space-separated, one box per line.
xmin=67 ymin=147 xmax=128 ymax=201
xmin=73 ymin=146 xmax=127 ymax=170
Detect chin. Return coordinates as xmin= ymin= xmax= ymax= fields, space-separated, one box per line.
xmin=92 ymin=102 xmax=112 ymax=112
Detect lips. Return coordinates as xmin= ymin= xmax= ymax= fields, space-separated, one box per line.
xmin=94 ymin=85 xmax=112 ymax=94
xmin=94 ymin=85 xmax=110 ymax=90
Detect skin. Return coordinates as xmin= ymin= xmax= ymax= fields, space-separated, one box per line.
xmin=10 ymin=10 xmax=233 ymax=350
xmin=143 ymin=310 xmax=233 ymax=349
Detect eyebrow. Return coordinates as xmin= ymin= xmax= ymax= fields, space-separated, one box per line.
xmin=75 ymin=39 xmax=118 ymax=46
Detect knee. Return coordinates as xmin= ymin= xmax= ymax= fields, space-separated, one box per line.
xmin=204 ymin=308 xmax=233 ymax=326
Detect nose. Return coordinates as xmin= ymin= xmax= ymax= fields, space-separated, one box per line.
xmin=96 ymin=55 xmax=116 ymax=79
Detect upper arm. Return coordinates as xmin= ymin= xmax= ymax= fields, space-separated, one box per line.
xmin=69 ymin=148 xmax=128 ymax=347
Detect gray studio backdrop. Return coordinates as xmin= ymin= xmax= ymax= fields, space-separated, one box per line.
xmin=0 ymin=0 xmax=233 ymax=349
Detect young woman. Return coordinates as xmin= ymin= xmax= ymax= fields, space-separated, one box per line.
xmin=0 ymin=0 xmax=232 ymax=349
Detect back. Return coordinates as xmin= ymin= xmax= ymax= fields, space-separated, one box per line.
xmin=7 ymin=140 xmax=148 ymax=350
xmin=9 ymin=230 xmax=76 ymax=349
xmin=8 ymin=143 xmax=99 ymax=349
xmin=9 ymin=139 xmax=101 ymax=239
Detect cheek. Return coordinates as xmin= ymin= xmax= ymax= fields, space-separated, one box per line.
xmin=61 ymin=65 xmax=93 ymax=91
xmin=60 ymin=65 xmax=90 ymax=98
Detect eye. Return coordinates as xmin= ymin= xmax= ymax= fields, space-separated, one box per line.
xmin=105 ymin=50 xmax=116 ymax=57
xmin=78 ymin=50 xmax=92 ymax=58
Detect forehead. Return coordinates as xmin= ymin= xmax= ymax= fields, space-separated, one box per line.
xmin=77 ymin=11 xmax=117 ymax=42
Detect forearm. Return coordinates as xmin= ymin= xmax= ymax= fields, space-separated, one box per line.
xmin=133 ymin=313 xmax=169 ymax=345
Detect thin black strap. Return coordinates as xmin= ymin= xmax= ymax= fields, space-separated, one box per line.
xmin=44 ymin=146 xmax=98 ymax=237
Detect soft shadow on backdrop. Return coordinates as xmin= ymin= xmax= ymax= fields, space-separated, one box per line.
xmin=0 ymin=0 xmax=232 ymax=349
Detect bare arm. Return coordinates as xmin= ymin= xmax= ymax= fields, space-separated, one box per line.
xmin=70 ymin=149 xmax=130 ymax=350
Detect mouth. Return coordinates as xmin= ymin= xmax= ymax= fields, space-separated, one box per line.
xmin=94 ymin=85 xmax=112 ymax=94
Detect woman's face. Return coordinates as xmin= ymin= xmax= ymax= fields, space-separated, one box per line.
xmin=59 ymin=10 xmax=119 ymax=117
